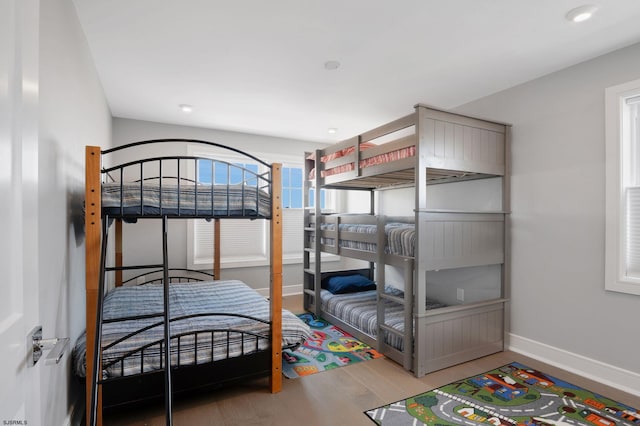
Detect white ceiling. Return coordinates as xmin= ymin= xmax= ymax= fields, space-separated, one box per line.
xmin=73 ymin=0 xmax=640 ymax=143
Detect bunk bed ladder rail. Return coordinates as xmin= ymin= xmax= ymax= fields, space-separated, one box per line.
xmin=376 ymin=260 xmax=414 ymax=370
xmin=160 ymin=215 xmax=174 ymax=425
xmin=88 ymin=215 xmax=175 ymax=426
xmin=375 ymin=217 xmax=414 ymax=371
xmin=88 ymin=216 xmax=109 ymax=426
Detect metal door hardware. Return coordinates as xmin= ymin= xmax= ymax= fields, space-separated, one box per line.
xmin=27 ymin=326 xmax=70 ymax=367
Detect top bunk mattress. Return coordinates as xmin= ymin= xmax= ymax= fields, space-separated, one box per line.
xmin=92 ymin=140 xmax=277 ymax=220
xmin=309 ymin=145 xmax=416 ymax=179
xmin=73 ymin=279 xmax=311 ymax=378
xmin=102 ymin=182 xmax=272 ymax=219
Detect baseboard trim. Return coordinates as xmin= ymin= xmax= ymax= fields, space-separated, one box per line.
xmin=508 ymin=333 xmax=640 ymax=398
xmin=256 ymin=284 xmax=302 ymax=298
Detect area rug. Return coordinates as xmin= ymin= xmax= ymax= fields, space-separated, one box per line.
xmin=282 ymin=313 xmax=383 ymax=379
xmin=365 ymin=361 xmax=639 ymax=425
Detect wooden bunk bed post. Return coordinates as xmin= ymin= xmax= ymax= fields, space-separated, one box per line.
xmin=402 ymin=257 xmax=414 ymax=370
xmin=413 ymin=106 xmax=429 ymax=377
xmin=503 ymin=126 xmax=512 ymax=348
xmin=301 ymin=150 xmax=322 ymax=316
xmin=269 ymin=163 xmax=283 ymax=393
xmin=313 ymin=150 xmax=322 ymax=316
xmin=356 ymin=135 xmax=363 ymax=177
xmin=375 ymin=215 xmax=386 ymax=354
xmin=85 ymin=146 xmax=102 ymax=426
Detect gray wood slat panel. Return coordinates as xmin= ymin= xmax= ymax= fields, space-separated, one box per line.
xmin=418 ymin=302 xmax=504 ymax=374
xmin=415 ymin=104 xmax=508 ymax=133
xmin=435 ymin=120 xmax=446 ymax=159
xmin=419 ymin=214 xmax=504 ymax=270
xmin=444 ymin=122 xmax=455 ymax=160
xmin=421 ymin=113 xmax=506 ymax=176
xmin=454 ymin=124 xmax=465 ymax=162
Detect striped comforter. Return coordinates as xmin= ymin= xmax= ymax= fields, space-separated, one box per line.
xmin=102 ymin=183 xmax=272 ymax=217
xmin=320 ymin=287 xmax=446 ymax=350
xmin=310 ymin=145 xmax=416 ymax=179
xmin=320 ymin=222 xmax=415 ymax=257
xmin=73 ymin=280 xmax=311 ymax=378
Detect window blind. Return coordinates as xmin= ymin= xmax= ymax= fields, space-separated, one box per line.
xmin=626 ymin=187 xmax=640 ymax=278
xmin=605 ymin=79 xmax=640 ymax=294
xmin=625 ymin=102 xmax=640 ymax=278
xmin=193 ymin=218 xmax=267 ymax=266
xmin=283 ymin=209 xmax=303 ymax=260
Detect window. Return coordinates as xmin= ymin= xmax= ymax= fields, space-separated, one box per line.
xmin=190 ymin=158 xmax=267 ymax=268
xmin=605 ymin=78 xmax=640 ymax=295
xmin=308 ymin=187 xmax=328 ymax=210
xmin=187 ymin=148 xmax=330 ymax=269
xmin=280 ymin=167 xmax=329 ymax=208
xmin=282 ymin=166 xmax=303 ymax=208
xmin=198 ymin=160 xmax=259 ymax=186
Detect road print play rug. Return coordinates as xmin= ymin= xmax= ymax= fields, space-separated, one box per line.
xmin=282 ymin=313 xmax=383 ymax=379
xmin=365 ymin=362 xmax=639 ymax=426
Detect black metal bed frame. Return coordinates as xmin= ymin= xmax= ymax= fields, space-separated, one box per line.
xmin=88 ymin=140 xmax=278 ymax=426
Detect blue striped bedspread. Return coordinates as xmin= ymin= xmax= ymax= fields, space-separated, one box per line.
xmin=102 ymin=182 xmax=272 ymax=217
xmin=319 ymin=222 xmax=415 ymax=257
xmin=73 ymin=280 xmax=311 ymax=378
xmin=320 ymin=287 xmax=446 ymax=350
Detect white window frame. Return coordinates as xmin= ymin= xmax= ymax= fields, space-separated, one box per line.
xmin=186 ymin=145 xmax=336 ymax=269
xmin=605 ymin=78 xmax=640 ymax=296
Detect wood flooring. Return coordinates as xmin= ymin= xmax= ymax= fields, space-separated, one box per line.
xmin=102 ymin=295 xmax=640 ymax=426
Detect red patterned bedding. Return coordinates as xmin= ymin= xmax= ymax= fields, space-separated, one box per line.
xmin=309 ymin=145 xmax=415 ymax=179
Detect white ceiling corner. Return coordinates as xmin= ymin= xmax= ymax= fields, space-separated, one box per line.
xmin=72 ymin=0 xmax=640 ymax=143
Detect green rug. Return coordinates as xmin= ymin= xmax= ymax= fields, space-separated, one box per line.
xmin=365 ymin=362 xmax=639 ymax=425
xmin=282 ymin=313 xmax=383 ymax=379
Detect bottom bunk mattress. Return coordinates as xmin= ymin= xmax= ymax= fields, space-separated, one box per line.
xmin=73 ymin=279 xmax=312 ymax=379
xmin=320 ymin=288 xmax=446 ymax=350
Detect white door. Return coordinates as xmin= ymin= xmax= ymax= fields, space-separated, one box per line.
xmin=0 ymin=0 xmax=42 ymax=424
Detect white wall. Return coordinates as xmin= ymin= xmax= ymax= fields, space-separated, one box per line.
xmin=112 ymin=118 xmax=328 ymax=292
xmin=456 ymin=42 xmax=640 ymax=388
xmin=39 ymin=0 xmax=111 ymax=423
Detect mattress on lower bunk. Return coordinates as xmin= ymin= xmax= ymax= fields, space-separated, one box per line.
xmin=102 ymin=182 xmax=272 ymax=218
xmin=73 ymin=280 xmax=312 ymax=378
xmin=319 ymin=222 xmax=415 ymax=257
xmin=320 ymin=287 xmax=446 ymax=350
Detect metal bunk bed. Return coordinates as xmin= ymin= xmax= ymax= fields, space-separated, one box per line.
xmin=303 ymin=104 xmax=511 ymax=377
xmin=83 ymin=139 xmax=293 ymax=425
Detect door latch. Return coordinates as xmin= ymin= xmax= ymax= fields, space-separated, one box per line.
xmin=27 ymin=326 xmax=70 ymax=367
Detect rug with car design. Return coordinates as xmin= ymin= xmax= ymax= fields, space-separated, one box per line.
xmin=282 ymin=313 xmax=383 ymax=379
xmin=365 ymin=362 xmax=639 ymax=426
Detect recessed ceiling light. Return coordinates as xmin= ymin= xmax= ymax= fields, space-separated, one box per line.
xmin=327 ymin=128 xmax=337 ymax=134
xmin=179 ymin=104 xmax=193 ymax=113
xmin=565 ymin=4 xmax=598 ymax=23
xmin=324 ymin=60 xmax=340 ymax=70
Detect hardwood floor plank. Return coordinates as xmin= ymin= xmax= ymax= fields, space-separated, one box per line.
xmin=104 ymin=350 xmax=639 ymax=425
xmin=103 ymin=297 xmax=639 ymax=424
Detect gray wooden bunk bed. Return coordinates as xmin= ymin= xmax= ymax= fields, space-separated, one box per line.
xmin=303 ymin=104 xmax=510 ymax=377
